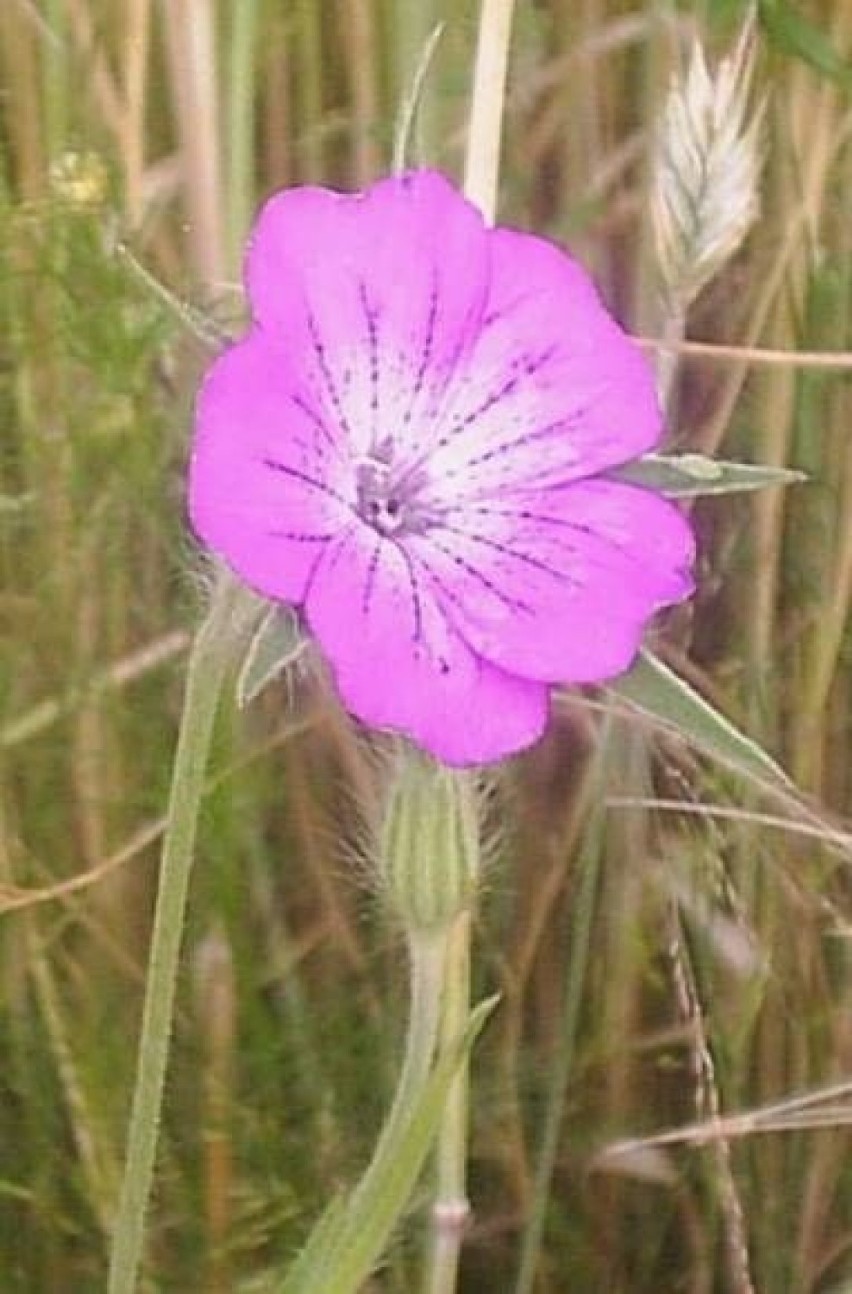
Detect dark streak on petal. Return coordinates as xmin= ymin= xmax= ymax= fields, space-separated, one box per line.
xmin=267 ymin=529 xmax=338 ymax=542
xmin=420 ymin=533 xmax=533 ymax=613
xmin=358 ymin=281 xmax=380 ymax=435
xmin=396 ymin=541 xmax=424 ymax=644
xmin=456 ymin=502 xmax=596 ymax=537
xmin=437 ymin=522 xmax=579 ymax=588
xmin=304 ymin=524 xmax=356 ymax=605
xmin=445 ymin=406 xmax=591 ymax=480
xmin=402 ymin=274 xmax=440 ymax=429
xmin=434 ymin=348 xmax=559 ymax=457
xmin=479 ymin=292 xmax=537 ymax=332
xmin=307 ymin=309 xmax=354 ymax=440
xmin=261 ymin=456 xmax=351 ymax=509
xmin=362 ymin=533 xmax=383 ymax=616
xmin=289 ymin=391 xmax=339 ymax=456
xmin=457 ymin=503 xmax=664 ymax=570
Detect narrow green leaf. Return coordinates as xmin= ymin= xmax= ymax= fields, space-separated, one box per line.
xmin=236 ymin=605 xmax=307 ymax=709
xmin=608 ymin=650 xmax=792 ymax=789
xmin=276 ymin=1194 xmax=349 ymax=1294
xmin=611 ymin=453 xmax=806 ymax=497
xmin=281 ymin=995 xmax=499 ymax=1294
xmin=758 ymin=0 xmax=852 ymax=90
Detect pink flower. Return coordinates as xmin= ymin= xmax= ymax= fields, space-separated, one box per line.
xmin=188 ymin=170 xmax=694 ymax=766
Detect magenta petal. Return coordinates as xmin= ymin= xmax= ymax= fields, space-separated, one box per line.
xmin=188 ymin=335 xmax=354 ymax=604
xmin=409 ymin=481 xmax=695 ymax=683
xmin=304 ymin=527 xmax=549 ymax=765
xmin=426 ymin=229 xmax=662 ymax=501
xmin=188 ymin=169 xmax=695 ymax=764
xmin=245 ymin=171 xmax=490 ymax=461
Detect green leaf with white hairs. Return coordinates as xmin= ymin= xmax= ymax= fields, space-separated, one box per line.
xmin=236 ymin=604 xmax=308 ymax=709
xmin=611 ymin=453 xmax=806 ymax=497
xmin=281 ymin=995 xmax=499 ymax=1294
xmin=608 ymin=650 xmax=792 ymax=789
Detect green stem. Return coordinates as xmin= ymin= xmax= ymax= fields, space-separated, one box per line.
xmin=413 ymin=7 xmax=518 ymax=1291
xmin=423 ymin=911 xmax=472 ymax=1294
xmin=362 ymin=930 xmax=448 ymax=1185
xmin=282 ymin=926 xmax=453 ymax=1294
xmin=107 ymin=572 xmax=255 ymax=1294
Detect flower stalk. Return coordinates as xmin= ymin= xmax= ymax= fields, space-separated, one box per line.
xmin=107 ymin=571 xmax=258 ymax=1294
xmin=420 ymin=4 xmax=517 ymax=1291
xmin=424 ymin=909 xmax=473 ymax=1294
xmin=279 ymin=753 xmax=486 ymax=1294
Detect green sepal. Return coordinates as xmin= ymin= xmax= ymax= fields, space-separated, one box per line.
xmin=610 ymin=453 xmax=806 ymax=497
xmin=607 ymin=649 xmax=791 ymax=790
xmin=236 ymin=605 xmax=308 ymax=709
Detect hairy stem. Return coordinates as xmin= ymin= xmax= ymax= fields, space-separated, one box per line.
xmin=107 ymin=573 xmax=255 ymax=1294
xmin=423 ymin=911 xmax=472 ymax=1294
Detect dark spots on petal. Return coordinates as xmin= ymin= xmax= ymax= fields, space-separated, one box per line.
xmin=267 ymin=529 xmax=337 ymax=542
xmin=307 ymin=309 xmax=354 ymax=440
xmin=358 ymin=281 xmax=380 ymax=430
xmin=402 ymin=274 xmax=440 ymax=428
xmin=396 ymin=542 xmax=424 ymax=643
xmin=362 ymin=535 xmax=383 ymax=615
xmin=480 ymin=293 xmax=536 ymax=332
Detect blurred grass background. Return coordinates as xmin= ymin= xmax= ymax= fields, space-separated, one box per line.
xmin=1 ymin=1 xmax=852 ymax=1290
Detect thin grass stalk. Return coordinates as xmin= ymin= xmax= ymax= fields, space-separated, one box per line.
xmin=41 ymin=0 xmax=69 ymax=157
xmin=294 ymin=0 xmax=324 ymax=182
xmin=107 ymin=573 xmax=255 ymax=1294
xmin=798 ymin=429 xmax=852 ymax=759
xmin=161 ymin=0 xmax=224 ymax=286
xmin=121 ymin=0 xmax=151 ymax=226
xmin=392 ymin=23 xmax=446 ymax=175
xmin=462 ymin=0 xmax=515 ymax=223
xmin=344 ymin=0 xmax=381 ymax=185
xmin=494 ymin=714 xmax=602 ymax=1224
xmin=194 ymin=925 xmax=237 ymax=1294
xmin=393 ymin=0 xmax=443 ymax=169
xmin=226 ymin=0 xmax=260 ymax=274
xmin=698 ymin=107 xmax=852 ymax=458
xmin=783 ymin=3 xmax=852 ymax=788
xmin=27 ymin=920 xmax=117 ymax=1243
xmin=63 ymin=0 xmax=126 ymax=147
xmin=553 ymin=0 xmax=607 ymax=273
xmin=667 ymin=905 xmax=756 ymax=1294
xmin=262 ymin=14 xmax=293 ymax=188
xmin=511 ymin=732 xmax=609 ymax=1294
xmin=0 ymin=3 xmax=46 ymax=199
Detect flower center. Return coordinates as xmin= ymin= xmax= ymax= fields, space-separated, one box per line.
xmin=354 ymin=441 xmax=437 ymax=538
